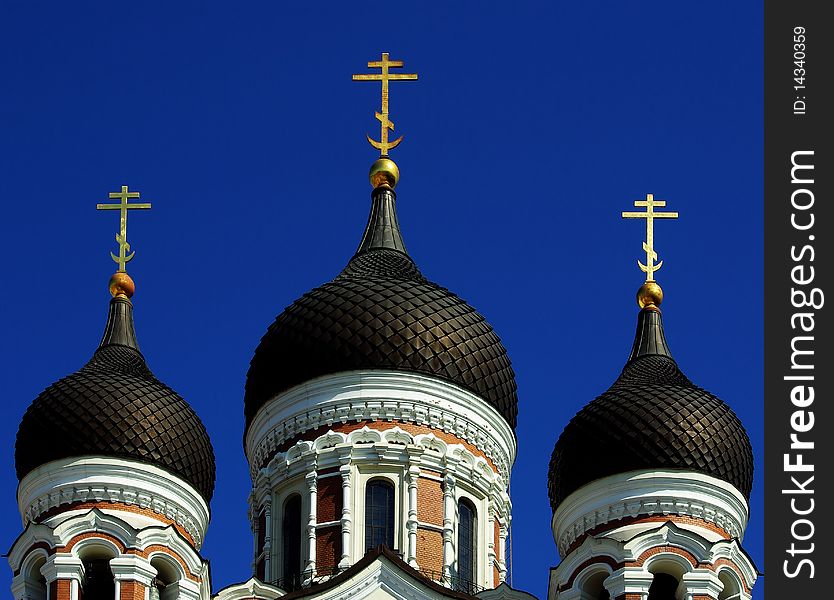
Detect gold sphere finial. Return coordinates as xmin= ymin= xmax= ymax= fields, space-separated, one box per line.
xmin=637 ymin=280 xmax=663 ymax=310
xmin=109 ymin=272 xmax=135 ymax=299
xmin=369 ymin=156 xmax=400 ymax=189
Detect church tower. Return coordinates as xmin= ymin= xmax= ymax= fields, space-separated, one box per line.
xmin=546 ymin=197 xmax=757 ymax=600
xmin=8 ymin=188 xmax=215 ymax=600
xmin=241 ymin=54 xmax=518 ymax=596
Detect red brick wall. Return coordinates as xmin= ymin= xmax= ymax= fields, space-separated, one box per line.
xmin=317 ymin=477 xmax=343 ymax=523
xmin=316 ymin=526 xmax=341 ymax=573
xmin=417 ymin=478 xmax=443 ymax=526
xmin=416 ymin=528 xmax=443 ymax=575
xmin=119 ymin=581 xmax=146 ymax=600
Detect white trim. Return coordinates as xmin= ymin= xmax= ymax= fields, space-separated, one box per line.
xmin=7 ymin=509 xmax=205 ymax=580
xmin=245 ymin=371 xmax=517 ymax=481
xmin=552 ymin=469 xmax=750 ymax=557
xmin=548 ymin=522 xmax=758 ymax=599
xmin=212 ymin=577 xmax=285 ymax=600
xmin=355 ymin=471 xmax=403 ymax=559
xmin=250 ymin=425 xmax=512 ymax=573
xmin=272 ymin=482 xmax=309 ymax=584
xmin=17 ymin=456 xmax=210 ymax=550
xmin=110 ymin=555 xmax=156 ymax=587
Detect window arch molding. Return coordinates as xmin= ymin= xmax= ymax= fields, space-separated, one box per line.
xmin=573 ymin=563 xmax=614 ymax=600
xmin=456 ymin=497 xmax=478 ymax=592
xmin=148 ymin=552 xmax=185 ymax=600
xmin=18 ymin=549 xmax=49 ymax=600
xmin=73 ymin=539 xmax=119 ymax=600
xmin=644 ymin=554 xmax=691 ymax=600
xmin=363 ymin=476 xmax=398 ymax=553
xmin=272 ymin=486 xmax=307 ymax=589
xmin=452 ymin=486 xmax=488 ymax=589
xmin=717 ymin=567 xmax=745 ymax=600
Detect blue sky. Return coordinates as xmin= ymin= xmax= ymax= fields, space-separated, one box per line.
xmin=0 ymin=2 xmax=763 ymax=598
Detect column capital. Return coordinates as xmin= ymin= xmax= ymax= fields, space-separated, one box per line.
xmin=110 ymin=554 xmax=157 ymax=587
xmin=681 ymin=570 xmax=725 ymax=599
xmin=604 ymin=567 xmax=654 ymax=598
xmin=163 ymin=578 xmax=201 ymax=600
xmin=40 ymin=554 xmax=84 ymax=584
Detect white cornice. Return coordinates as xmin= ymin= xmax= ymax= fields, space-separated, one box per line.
xmin=8 ymin=509 xmax=205 ymax=580
xmin=245 ymin=371 xmax=517 ymax=481
xmin=212 ymin=577 xmax=285 ymax=599
xmin=550 ymin=522 xmax=758 ymax=599
xmin=255 ymin=426 xmax=507 ymax=504
xmin=551 ymin=470 xmax=749 ymax=557
xmin=17 ymin=456 xmax=210 ymax=549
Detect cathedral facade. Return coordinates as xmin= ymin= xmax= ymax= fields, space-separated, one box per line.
xmin=7 ymin=57 xmax=757 ymax=600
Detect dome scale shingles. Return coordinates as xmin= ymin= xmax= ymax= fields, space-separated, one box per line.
xmin=244 ymin=186 xmax=518 ymax=432
xmin=15 ymin=295 xmax=216 ymax=502
xmin=547 ymin=307 xmax=754 ymax=512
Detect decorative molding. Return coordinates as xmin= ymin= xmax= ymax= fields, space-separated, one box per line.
xmin=256 ymin=427 xmax=507 ymax=498
xmin=17 ymin=456 xmax=210 ymax=550
xmin=7 ymin=509 xmax=205 ymax=582
xmin=245 ymin=371 xmax=517 ymax=482
xmin=551 ymin=470 xmax=749 ymax=558
xmin=110 ymin=555 xmax=156 ymax=587
xmin=212 ymin=577 xmax=285 ymax=600
xmin=249 ymin=425 xmax=512 ymax=584
xmin=549 ymin=522 xmax=758 ymax=600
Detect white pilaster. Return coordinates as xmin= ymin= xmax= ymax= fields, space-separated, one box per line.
xmin=406 ymin=464 xmax=420 ymax=568
xmin=339 ymin=458 xmax=352 ymax=568
xmin=262 ymin=497 xmax=273 ymax=582
xmin=442 ymin=472 xmax=456 ymax=581
xmin=487 ymin=506 xmax=496 ymax=587
xmin=305 ymin=469 xmax=318 ymax=578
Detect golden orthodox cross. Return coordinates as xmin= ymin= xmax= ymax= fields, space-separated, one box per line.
xmin=352 ymin=52 xmax=418 ymax=155
xmin=622 ymin=193 xmax=679 ymax=281
xmin=96 ymin=185 xmax=152 ymax=272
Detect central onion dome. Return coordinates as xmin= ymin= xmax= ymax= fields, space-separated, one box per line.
xmin=245 ymin=164 xmax=518 ymax=432
xmin=15 ymin=274 xmax=216 ymax=502
xmin=548 ymin=283 xmax=753 ymax=511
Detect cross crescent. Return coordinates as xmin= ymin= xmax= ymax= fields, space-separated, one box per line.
xmin=96 ymin=185 xmax=152 ymax=272
xmin=622 ymin=193 xmax=678 ymax=281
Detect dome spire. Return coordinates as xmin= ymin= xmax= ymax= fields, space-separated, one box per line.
xmin=95 ymin=185 xmax=152 ymax=351
xmin=351 ymin=53 xmax=419 ymax=254
xmin=621 ymin=193 xmax=679 ymax=362
xmin=352 ymin=52 xmax=418 ymax=190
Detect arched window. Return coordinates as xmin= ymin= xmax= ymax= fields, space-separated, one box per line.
xmin=82 ymin=559 xmax=115 ymax=600
xmin=580 ymin=571 xmax=611 ymax=600
xmin=365 ymin=479 xmax=395 ymax=551
xmin=282 ymin=494 xmax=303 ymax=590
xmin=150 ymin=556 xmax=181 ymax=600
xmin=718 ymin=570 xmax=743 ymax=600
xmin=648 ymin=572 xmax=679 ymax=600
xmin=21 ymin=554 xmax=47 ymax=600
xmin=457 ymin=499 xmax=477 ymax=590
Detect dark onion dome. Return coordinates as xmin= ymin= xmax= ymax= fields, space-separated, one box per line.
xmin=16 ymin=283 xmax=216 ymax=502
xmin=245 ymin=183 xmax=518 ymax=432
xmin=547 ymin=301 xmax=753 ymax=512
